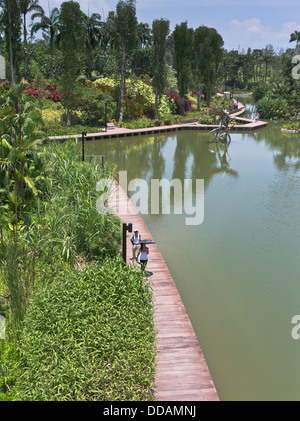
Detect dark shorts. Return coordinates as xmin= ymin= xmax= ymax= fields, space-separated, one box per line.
xmin=140 ymin=259 xmax=148 ymax=269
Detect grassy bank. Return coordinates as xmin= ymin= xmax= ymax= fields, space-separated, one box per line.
xmin=0 ymin=138 xmax=156 ymax=401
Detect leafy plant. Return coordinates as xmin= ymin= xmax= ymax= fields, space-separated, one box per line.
xmin=0 ymin=84 xmax=46 ymax=239
xmin=24 ymin=81 xmax=61 ymax=103
xmin=94 ymin=75 xmax=172 ymax=120
xmin=256 ymin=96 xmax=292 ymax=119
xmin=14 ymin=257 xmax=156 ymax=401
xmin=78 ymin=85 xmax=115 ymax=126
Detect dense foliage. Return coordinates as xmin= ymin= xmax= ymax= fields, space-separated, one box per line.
xmin=15 ymin=258 xmax=156 ymax=401
xmin=24 ymin=81 xmax=61 ymax=102
xmin=1 ymin=0 xmax=299 ymax=127
xmin=0 ymin=0 xmax=227 ymax=123
xmin=0 ymin=86 xmax=156 ymax=401
xmin=1 ymin=0 xmax=299 ymax=402
xmin=254 ymin=80 xmax=300 ymax=120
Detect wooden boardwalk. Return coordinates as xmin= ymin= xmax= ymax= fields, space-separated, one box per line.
xmin=49 ymin=100 xmax=267 ymax=142
xmin=111 ymin=180 xmax=219 ymax=401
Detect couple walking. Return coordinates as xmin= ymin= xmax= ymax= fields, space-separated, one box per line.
xmin=130 ymin=229 xmax=149 ymax=270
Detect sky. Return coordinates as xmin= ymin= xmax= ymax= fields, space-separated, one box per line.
xmin=36 ymin=0 xmax=300 ymax=52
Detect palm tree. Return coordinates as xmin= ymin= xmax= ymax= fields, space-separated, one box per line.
xmin=19 ymin=0 xmax=44 ymax=79
xmin=136 ymin=22 xmax=151 ymax=49
xmin=289 ymin=31 xmax=300 ymax=52
xmin=31 ymin=6 xmax=60 ymax=78
xmin=109 ymin=0 xmax=137 ymax=122
xmin=252 ymin=49 xmax=262 ymax=82
xmin=83 ymin=12 xmax=102 ymax=79
xmin=262 ymin=45 xmax=275 ymax=82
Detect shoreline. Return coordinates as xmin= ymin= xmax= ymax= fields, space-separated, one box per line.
xmin=48 ymin=100 xmax=268 ymax=142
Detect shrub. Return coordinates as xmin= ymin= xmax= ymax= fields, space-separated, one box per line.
xmin=256 ymin=97 xmax=293 ymax=119
xmin=210 ymin=95 xmax=233 ymax=111
xmin=163 ymin=89 xmax=197 ymax=114
xmin=252 ymin=83 xmax=269 ymax=102
xmin=41 ymin=108 xmax=63 ymax=128
xmin=282 ymin=122 xmax=300 ymax=130
xmin=24 ymin=81 xmax=61 ymax=103
xmin=78 ymin=85 xmax=116 ymax=127
xmin=117 ymin=117 xmax=153 ymax=130
xmin=94 ymin=75 xmax=172 ymax=120
xmin=163 ymin=89 xmax=180 ymax=113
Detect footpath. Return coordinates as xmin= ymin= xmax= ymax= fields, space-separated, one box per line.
xmin=112 ymin=180 xmax=219 ymax=401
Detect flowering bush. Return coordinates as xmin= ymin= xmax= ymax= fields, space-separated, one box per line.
xmin=47 ymin=83 xmax=61 ymax=102
xmin=164 ymin=89 xmax=180 ymax=108
xmin=76 ymin=85 xmax=115 ymax=126
xmin=163 ymin=89 xmax=194 ymax=114
xmin=93 ymin=76 xmax=172 ymax=119
xmin=25 ymin=81 xmax=61 ymax=103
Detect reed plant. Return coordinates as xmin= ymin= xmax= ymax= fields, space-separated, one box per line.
xmin=40 ymin=139 xmax=121 ymax=262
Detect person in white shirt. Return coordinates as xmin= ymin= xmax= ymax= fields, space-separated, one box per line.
xmin=130 ymin=229 xmax=141 ymax=261
xmin=137 ymin=243 xmax=149 ymax=271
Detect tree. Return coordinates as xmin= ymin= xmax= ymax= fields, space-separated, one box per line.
xmin=173 ymin=21 xmax=193 ymax=114
xmin=289 ymin=30 xmax=300 ymax=52
xmin=58 ymin=1 xmax=85 ymax=126
xmin=8 ymin=0 xmax=16 ymax=84
xmin=152 ymin=18 xmax=170 ymax=119
xmin=240 ymin=48 xmax=255 ymax=89
xmin=83 ymin=12 xmax=102 ymax=79
xmin=201 ymin=28 xmax=223 ymax=105
xmin=252 ymin=49 xmax=263 ymax=82
xmin=31 ymin=6 xmax=60 ymax=78
xmin=193 ymin=25 xmax=209 ymax=110
xmin=262 ymin=44 xmax=275 ymax=82
xmin=0 ymin=0 xmax=22 ymax=84
xmin=19 ymin=0 xmax=44 ymax=79
xmin=111 ymin=0 xmax=137 ymax=122
xmin=136 ymin=22 xmax=151 ymax=49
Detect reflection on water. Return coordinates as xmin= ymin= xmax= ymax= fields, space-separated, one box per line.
xmin=209 ymin=138 xmax=239 ymax=178
xmin=86 ymin=105 xmax=300 ymax=400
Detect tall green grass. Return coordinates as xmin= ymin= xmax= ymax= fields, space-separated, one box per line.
xmin=23 ymin=139 xmax=122 ymax=263
xmin=0 ymin=139 xmax=156 ymax=401
xmin=15 ymin=258 xmax=156 ymax=401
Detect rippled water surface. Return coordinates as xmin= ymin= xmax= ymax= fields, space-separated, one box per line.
xmin=86 ymin=100 xmax=300 ymax=400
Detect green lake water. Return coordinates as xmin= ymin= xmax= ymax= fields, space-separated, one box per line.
xmin=86 ymin=99 xmax=300 ymax=400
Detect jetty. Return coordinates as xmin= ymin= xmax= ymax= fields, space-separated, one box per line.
xmin=112 ymin=180 xmax=219 ymax=401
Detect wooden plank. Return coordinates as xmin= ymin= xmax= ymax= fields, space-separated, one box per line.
xmin=112 ymin=180 xmax=219 ymax=401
